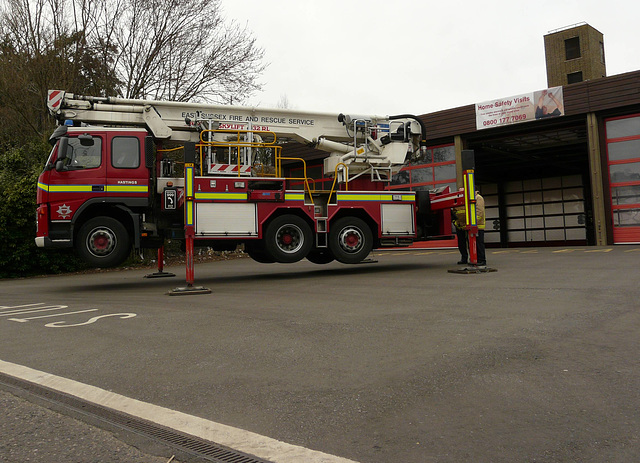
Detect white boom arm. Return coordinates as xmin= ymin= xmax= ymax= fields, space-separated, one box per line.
xmin=47 ymin=90 xmax=426 ymax=175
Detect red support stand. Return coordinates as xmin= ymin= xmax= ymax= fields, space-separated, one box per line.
xmin=468 ymin=225 xmax=478 ymax=266
xmin=157 ymin=246 xmax=165 ymax=273
xmin=144 ymin=244 xmax=176 ymax=278
xmin=185 ymin=228 xmax=195 ymax=286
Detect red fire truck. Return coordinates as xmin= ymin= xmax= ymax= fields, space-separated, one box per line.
xmin=36 ymin=91 xmax=466 ymax=286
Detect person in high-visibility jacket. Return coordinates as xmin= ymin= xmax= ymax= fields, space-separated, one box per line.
xmin=453 ymin=190 xmax=486 ymax=266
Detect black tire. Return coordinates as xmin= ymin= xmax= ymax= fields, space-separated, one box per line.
xmin=76 ymin=216 xmax=131 ymax=267
xmin=329 ymin=217 xmax=373 ymax=264
xmin=264 ymin=214 xmax=313 ymax=263
xmin=245 ymin=243 xmax=276 ymax=263
xmin=306 ymin=248 xmax=335 ymax=264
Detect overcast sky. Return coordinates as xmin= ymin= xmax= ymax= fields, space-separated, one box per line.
xmin=219 ymin=0 xmax=640 ymax=117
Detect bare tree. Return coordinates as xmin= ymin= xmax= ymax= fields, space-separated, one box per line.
xmin=0 ymin=0 xmax=266 ymax=119
xmin=277 ymin=94 xmax=291 ymax=109
xmin=0 ymin=0 xmax=124 ymax=140
xmin=107 ymin=0 xmax=265 ymax=103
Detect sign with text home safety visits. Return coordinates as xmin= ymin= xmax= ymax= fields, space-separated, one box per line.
xmin=475 ymin=86 xmax=564 ymax=130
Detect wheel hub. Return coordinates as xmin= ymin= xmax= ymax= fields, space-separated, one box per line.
xmin=87 ymin=228 xmax=116 ymax=256
xmin=276 ymin=225 xmax=303 ymax=253
xmin=339 ymin=228 xmax=363 ymax=252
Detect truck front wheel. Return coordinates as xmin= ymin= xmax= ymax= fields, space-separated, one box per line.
xmin=76 ymin=217 xmax=131 ymax=268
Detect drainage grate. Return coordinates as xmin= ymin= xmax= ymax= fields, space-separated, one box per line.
xmin=0 ymin=372 xmax=272 ymax=463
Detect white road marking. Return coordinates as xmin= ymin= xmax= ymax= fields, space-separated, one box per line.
xmin=1 ymin=303 xmax=138 ymax=327
xmin=8 ymin=309 xmax=99 ymax=323
xmin=45 ymin=313 xmax=136 ymax=328
xmin=1 ymin=305 xmax=69 ymax=317
xmin=0 ymin=303 xmax=46 ymax=311
xmin=0 ymin=360 xmax=358 ymax=463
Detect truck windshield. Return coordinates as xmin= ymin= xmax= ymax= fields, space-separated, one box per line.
xmin=60 ymin=137 xmax=102 ymax=169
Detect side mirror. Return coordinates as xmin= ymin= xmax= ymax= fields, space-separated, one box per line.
xmin=57 ymin=137 xmax=69 ymax=161
xmin=54 ymin=137 xmax=69 ymax=172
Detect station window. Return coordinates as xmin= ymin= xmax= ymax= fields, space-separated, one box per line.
xmin=567 ymin=71 xmax=583 ymax=84
xmin=388 ymin=143 xmax=456 ymax=193
xmin=565 ymin=37 xmax=581 ymax=60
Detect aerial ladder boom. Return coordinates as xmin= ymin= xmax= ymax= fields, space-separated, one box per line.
xmin=47 ymin=90 xmax=426 ymax=179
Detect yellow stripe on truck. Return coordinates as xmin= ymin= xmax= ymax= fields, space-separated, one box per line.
xmin=106 ymin=185 xmax=148 ymax=193
xmin=336 ymin=193 xmax=414 ymax=202
xmin=195 ymin=192 xmax=248 ymax=201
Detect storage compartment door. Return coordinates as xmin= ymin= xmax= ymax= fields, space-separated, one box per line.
xmin=381 ymin=204 xmax=415 ymax=235
xmin=196 ymin=203 xmax=257 ymax=236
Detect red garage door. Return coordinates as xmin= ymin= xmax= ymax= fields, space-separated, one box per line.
xmin=605 ymin=114 xmax=640 ymax=243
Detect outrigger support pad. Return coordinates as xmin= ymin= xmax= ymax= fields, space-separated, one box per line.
xmin=168 ymin=285 xmax=212 ymax=296
xmin=144 ymin=271 xmax=176 ymax=278
xmin=448 ymin=265 xmax=498 ymax=274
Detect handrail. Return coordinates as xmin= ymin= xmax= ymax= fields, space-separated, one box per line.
xmin=157 ymin=146 xmax=184 ymax=153
xmin=277 ymin=156 xmax=315 ymax=202
xmin=327 ymin=162 xmax=349 ymax=204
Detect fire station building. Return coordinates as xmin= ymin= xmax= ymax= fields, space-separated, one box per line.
xmin=287 ymin=23 xmax=640 ymax=247
xmin=413 ymin=69 xmax=640 ymax=247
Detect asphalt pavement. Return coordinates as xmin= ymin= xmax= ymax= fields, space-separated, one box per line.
xmin=0 ymin=388 xmax=179 ymax=463
xmin=1 ymin=246 xmax=639 ymax=463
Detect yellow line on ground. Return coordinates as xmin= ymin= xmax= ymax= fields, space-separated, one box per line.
xmin=585 ymin=248 xmax=612 ymax=253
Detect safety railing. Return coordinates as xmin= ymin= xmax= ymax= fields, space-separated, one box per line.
xmin=327 ymin=162 xmax=349 ymax=204
xmin=277 ymin=156 xmax=316 ymax=196
xmin=197 ymin=129 xmax=281 ymax=177
xmin=196 ymin=129 xmax=324 ymax=200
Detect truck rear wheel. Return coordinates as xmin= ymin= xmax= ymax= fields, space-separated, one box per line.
xmin=76 ymin=217 xmax=131 ymax=268
xmin=245 ymin=243 xmax=276 ymax=263
xmin=264 ymin=214 xmax=312 ymax=263
xmin=329 ymin=217 xmax=373 ymax=264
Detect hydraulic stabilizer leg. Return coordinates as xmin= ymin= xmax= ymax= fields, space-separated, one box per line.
xmin=448 ymin=150 xmax=496 ymax=275
xmin=169 ymin=158 xmax=211 ymax=295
